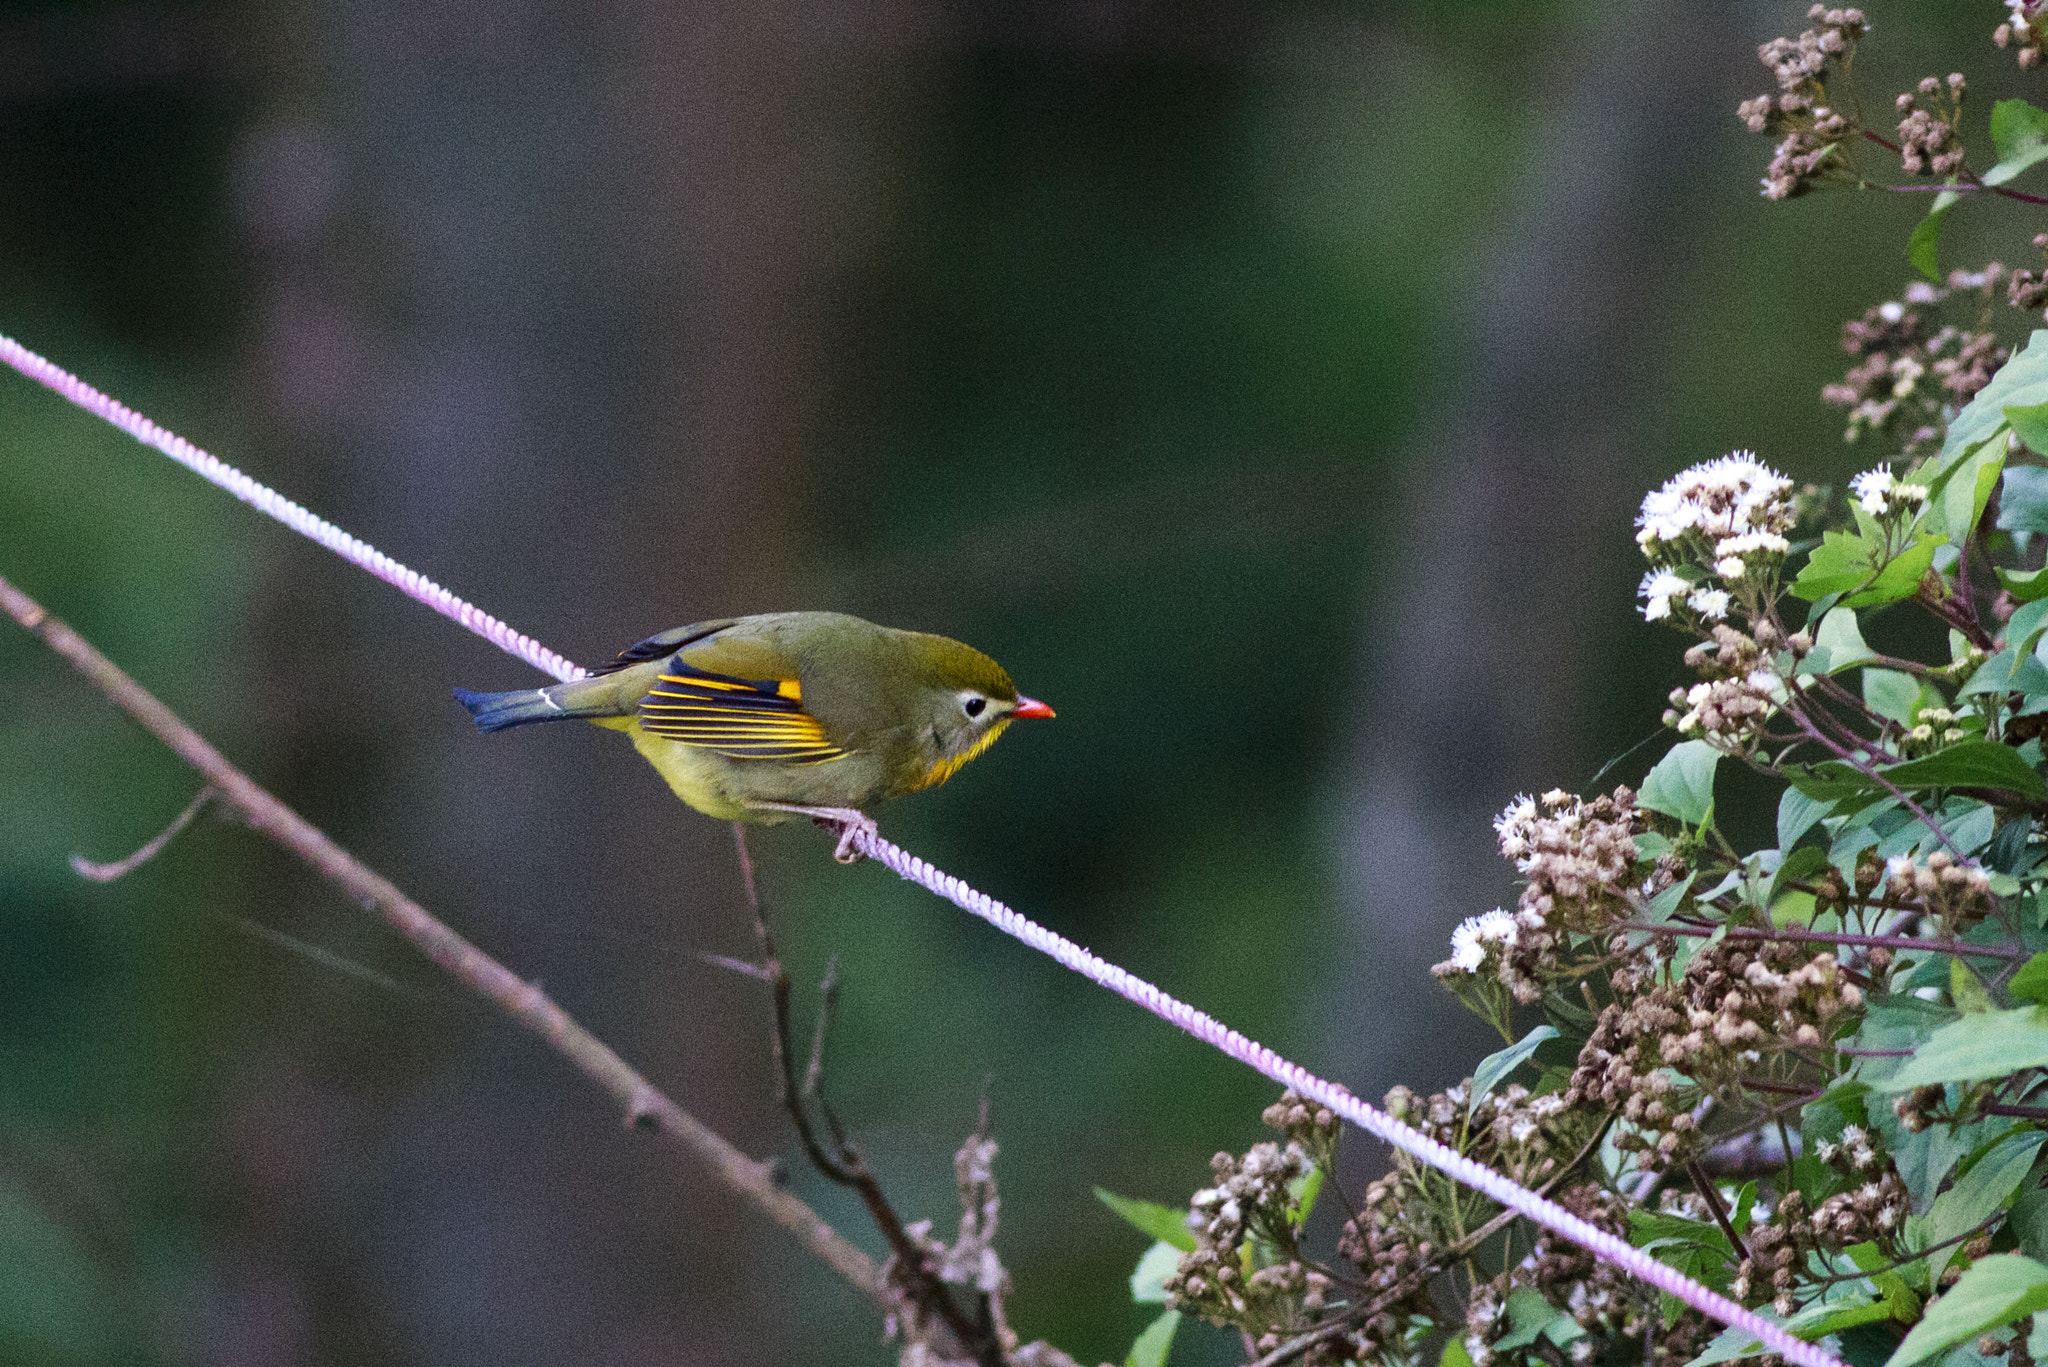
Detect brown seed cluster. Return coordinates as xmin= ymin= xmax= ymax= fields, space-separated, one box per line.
xmin=1733 ymin=1191 xmax=1817 ymax=1317
xmin=2013 ymin=238 xmax=2048 ymax=320
xmin=1823 ymin=281 xmax=2010 ymax=451
xmin=1569 ymin=939 xmax=1863 ymax=1170
xmin=1737 ymin=7 xmax=1867 ymax=199
xmin=1998 ymin=2 xmax=2047 ymax=68
xmin=1262 ymin=1088 xmax=1341 ymax=1172
xmin=1732 ymin=1131 xmax=1909 ymax=1319
xmin=1167 ymin=1139 xmax=1329 ymax=1348
xmin=1895 ymin=75 xmax=1967 ymax=179
xmin=1883 ymin=850 xmax=1995 ymax=931
xmin=1324 ymin=1082 xmax=1592 ymax=1365
xmin=1892 ymin=1083 xmax=1947 ymax=1134
xmin=1808 ymin=1125 xmax=1909 ymax=1249
xmin=1486 ymin=787 xmax=1648 ymax=1002
xmin=1667 ymin=623 xmax=1789 ymax=750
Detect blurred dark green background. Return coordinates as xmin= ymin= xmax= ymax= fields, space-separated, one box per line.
xmin=3 ymin=0 xmax=2041 ymax=1362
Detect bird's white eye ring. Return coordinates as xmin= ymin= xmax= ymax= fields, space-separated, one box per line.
xmin=962 ymin=696 xmax=987 ymax=719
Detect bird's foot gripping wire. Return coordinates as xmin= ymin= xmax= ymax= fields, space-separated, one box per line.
xmin=749 ymin=804 xmax=878 ymax=864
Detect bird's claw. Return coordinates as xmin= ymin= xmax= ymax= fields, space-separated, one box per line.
xmin=814 ymin=810 xmax=877 ymax=863
xmin=750 ymin=804 xmax=877 ymax=863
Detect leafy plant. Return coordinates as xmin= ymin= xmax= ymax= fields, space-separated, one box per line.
xmin=1102 ymin=6 xmax=2048 ymax=1365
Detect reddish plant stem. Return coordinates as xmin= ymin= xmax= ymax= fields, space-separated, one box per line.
xmin=1620 ymin=921 xmax=2026 ymax=962
xmin=1857 ymin=127 xmax=2048 ymax=205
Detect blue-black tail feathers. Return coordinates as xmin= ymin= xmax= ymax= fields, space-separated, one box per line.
xmin=453 ymin=687 xmax=568 ymax=733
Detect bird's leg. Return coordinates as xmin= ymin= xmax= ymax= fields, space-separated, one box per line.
xmin=747 ymin=803 xmax=878 ymax=864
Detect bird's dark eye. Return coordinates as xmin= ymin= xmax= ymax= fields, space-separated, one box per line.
xmin=963 ymin=696 xmax=987 ymax=719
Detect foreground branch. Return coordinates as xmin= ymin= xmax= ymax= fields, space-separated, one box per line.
xmin=0 ymin=571 xmax=884 ymax=1305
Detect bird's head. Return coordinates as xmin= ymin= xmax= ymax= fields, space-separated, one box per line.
xmin=903 ymin=632 xmax=1055 ymax=791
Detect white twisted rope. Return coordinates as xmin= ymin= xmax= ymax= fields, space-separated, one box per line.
xmin=2 ymin=331 xmax=1840 ymax=1367
xmin=0 ymin=334 xmax=585 ymax=685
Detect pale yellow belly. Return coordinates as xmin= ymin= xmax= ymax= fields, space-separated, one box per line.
xmin=592 ymin=716 xmax=884 ymax=821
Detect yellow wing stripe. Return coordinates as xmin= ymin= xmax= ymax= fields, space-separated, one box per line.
xmin=638 ymin=665 xmax=843 ymax=764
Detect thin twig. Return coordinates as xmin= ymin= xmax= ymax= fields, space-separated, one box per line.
xmin=1686 ymin=1159 xmax=1750 ymax=1262
xmin=70 ymin=785 xmax=216 ymax=881
xmin=730 ymin=823 xmax=1002 ymax=1367
xmin=0 ymin=572 xmax=884 ymax=1304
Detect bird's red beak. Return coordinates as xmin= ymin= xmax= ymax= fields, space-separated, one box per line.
xmin=1013 ymin=695 xmax=1056 ymax=720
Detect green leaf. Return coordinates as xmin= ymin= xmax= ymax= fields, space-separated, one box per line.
xmin=1947 ymin=332 xmax=2048 ymax=459
xmin=1928 ymin=1131 xmax=2046 ymax=1286
xmin=1688 ymin=1320 xmax=1773 ymax=1366
xmin=1631 ymin=1208 xmax=1736 ymax=1260
xmin=1999 ymin=567 xmax=2048 ymax=602
xmin=2002 ymin=466 xmax=2048 ymax=534
xmin=1793 ymin=529 xmax=1879 ymax=600
xmin=1125 ymin=1308 xmax=1181 ymax=1367
xmin=1879 ymin=1006 xmax=2048 ymax=1090
xmin=1953 ymin=959 xmax=1996 ymax=1014
xmin=1989 ymin=100 xmax=2048 ymax=185
xmin=1096 ymin=1188 xmax=1197 ymax=1252
xmin=1944 ymin=439 xmax=2010 ymax=548
xmin=1817 ymin=606 xmax=1881 ymax=673
xmin=1786 ymin=761 xmax=1885 ymax=803
xmin=1910 ymin=192 xmax=1960 ymax=282
xmin=2013 ymin=403 xmax=2048 ymax=459
xmin=2010 ymin=1182 xmax=2048 ymax=1263
xmin=1131 ymin=1241 xmax=1182 ymax=1304
xmin=1879 ymin=740 xmax=2048 ymax=801
xmin=1960 ymin=648 xmax=2048 ymax=699
xmin=1290 ymin=1164 xmax=1324 ymax=1228
xmin=1442 ymin=1336 xmax=1478 ymax=1367
xmin=1780 ymin=787 xmax=1835 ymax=849
xmin=1495 ymin=1287 xmax=1568 ymax=1351
xmin=1690 ymin=1297 xmax=1895 ymax=1367
xmin=2010 ymin=954 xmax=2048 ymax=1005
xmin=2010 ymin=598 xmax=2048 ymax=651
xmin=1472 ymin=1025 xmax=1559 ymax=1114
xmin=1885 ymin=1254 xmax=2048 ymax=1367
xmin=1866 ymin=669 xmax=1927 ymax=726
xmin=1641 ymin=740 xmax=1721 ymax=825
xmin=1644 ymin=872 xmax=1697 ymax=924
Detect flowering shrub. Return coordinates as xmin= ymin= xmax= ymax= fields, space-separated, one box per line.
xmin=1091 ymin=7 xmax=2048 ymax=1367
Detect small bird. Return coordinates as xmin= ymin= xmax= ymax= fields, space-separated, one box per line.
xmin=453 ymin=612 xmax=1054 ymax=861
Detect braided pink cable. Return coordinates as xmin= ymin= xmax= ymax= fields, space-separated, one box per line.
xmin=0 ymin=334 xmax=586 ymax=684
xmin=3 ymin=330 xmax=1839 ymax=1367
xmin=845 ymin=840 xmax=1833 ymax=1367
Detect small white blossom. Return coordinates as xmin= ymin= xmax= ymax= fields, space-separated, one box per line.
xmin=1850 ymin=465 xmax=1895 ymax=514
xmin=1715 ymin=555 xmax=1747 ymax=580
xmin=1851 ymin=463 xmax=1931 ymax=518
xmin=1688 ymin=587 xmax=1731 ymax=619
xmin=1446 ymin=923 xmax=1485 ymax=972
xmin=1444 ymin=908 xmax=1518 ymax=972
xmin=1639 ymin=568 xmax=1691 ymax=621
xmin=1719 ymin=530 xmax=1791 ymax=556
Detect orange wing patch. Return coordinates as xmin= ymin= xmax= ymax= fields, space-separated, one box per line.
xmin=639 ymin=663 xmax=844 ymax=763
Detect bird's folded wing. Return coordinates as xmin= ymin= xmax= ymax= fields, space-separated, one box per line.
xmin=637 ymin=661 xmax=846 ymax=763
xmin=593 ymin=619 xmax=740 ymax=676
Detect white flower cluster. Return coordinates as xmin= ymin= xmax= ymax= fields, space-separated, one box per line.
xmin=1636 ymin=453 xmax=1795 ymax=620
xmin=1442 ymin=908 xmax=1518 ymax=974
xmin=1848 ymin=463 xmax=1929 ymax=518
